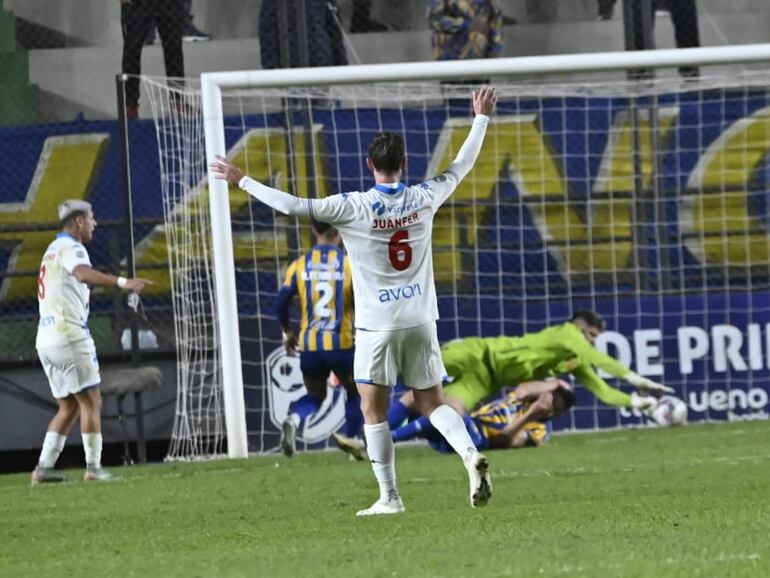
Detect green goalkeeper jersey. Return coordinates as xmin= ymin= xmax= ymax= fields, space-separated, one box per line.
xmin=443 ymin=322 xmax=633 ymax=408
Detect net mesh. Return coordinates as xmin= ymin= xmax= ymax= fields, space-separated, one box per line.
xmin=144 ymin=70 xmax=770 ymax=458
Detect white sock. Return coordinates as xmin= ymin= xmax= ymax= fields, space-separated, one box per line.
xmin=363 ymin=422 xmax=399 ymax=502
xmin=38 ymin=432 xmax=66 ymax=468
xmin=429 ymin=405 xmax=479 ymax=464
xmin=287 ymin=413 xmax=300 ymax=429
xmin=82 ymin=433 xmax=103 ymax=468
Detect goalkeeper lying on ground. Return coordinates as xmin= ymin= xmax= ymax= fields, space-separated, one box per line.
xmin=333 ymin=379 xmax=575 ymax=457
xmin=389 ymin=310 xmax=672 ymax=423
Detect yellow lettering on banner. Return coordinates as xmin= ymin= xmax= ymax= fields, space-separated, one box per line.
xmin=683 ymin=105 xmax=770 ymax=267
xmin=134 ymin=126 xmax=327 ymax=293
xmin=0 ymin=134 xmax=110 ymax=302
xmin=427 ymin=109 xmax=679 ymax=283
xmin=593 ymin=107 xmax=678 ymax=194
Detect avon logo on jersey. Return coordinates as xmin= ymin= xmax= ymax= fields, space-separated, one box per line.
xmin=378 ymin=282 xmax=423 ymax=303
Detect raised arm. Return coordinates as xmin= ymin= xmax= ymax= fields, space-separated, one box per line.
xmin=426 ymin=87 xmax=496 ymax=209
xmin=209 ymin=156 xmax=355 ymax=224
xmin=209 ymin=157 xmax=311 ymax=216
xmin=447 ymin=86 xmax=496 ymax=181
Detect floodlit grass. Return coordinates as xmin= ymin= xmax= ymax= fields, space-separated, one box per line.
xmin=2 ymin=421 xmax=770 ymax=577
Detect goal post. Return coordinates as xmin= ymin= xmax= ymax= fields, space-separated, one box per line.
xmin=173 ymin=43 xmax=770 ymax=459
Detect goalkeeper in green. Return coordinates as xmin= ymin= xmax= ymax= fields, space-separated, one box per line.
xmin=390 ymin=311 xmax=672 ymax=420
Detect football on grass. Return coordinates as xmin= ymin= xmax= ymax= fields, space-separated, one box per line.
xmin=651 ymin=395 xmax=688 ymax=427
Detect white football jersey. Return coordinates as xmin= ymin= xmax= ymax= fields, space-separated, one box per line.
xmin=35 ymin=233 xmax=93 ymax=348
xmin=309 ymin=170 xmax=459 ymax=331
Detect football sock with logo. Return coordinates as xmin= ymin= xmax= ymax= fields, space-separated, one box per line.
xmin=391 ymin=415 xmax=430 ymax=443
xmin=344 ymin=392 xmax=364 ymax=438
xmin=287 ymin=394 xmax=324 ymax=430
xmin=38 ymin=432 xmax=66 ymax=468
xmin=429 ymin=405 xmax=479 ymax=462
xmin=82 ymin=433 xmax=103 ymax=468
xmin=363 ymin=421 xmax=399 ymax=501
xmin=386 ymin=399 xmax=413 ymax=429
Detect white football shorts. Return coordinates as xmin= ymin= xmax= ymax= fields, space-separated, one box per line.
xmin=354 ymin=322 xmax=447 ymax=389
xmin=37 ymin=338 xmax=101 ymax=399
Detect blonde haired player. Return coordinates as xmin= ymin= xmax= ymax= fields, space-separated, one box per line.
xmin=211 ymin=86 xmax=497 ymax=516
xmin=31 ymin=200 xmax=152 ymax=485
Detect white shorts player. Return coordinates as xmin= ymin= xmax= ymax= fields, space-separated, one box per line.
xmin=36 ymin=231 xmax=101 ymax=398
xmin=212 ymin=86 xmax=498 ymax=515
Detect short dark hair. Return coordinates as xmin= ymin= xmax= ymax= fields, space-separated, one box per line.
xmin=551 ymin=387 xmax=576 ymax=417
xmin=570 ymin=310 xmax=606 ymax=331
xmin=311 ymin=219 xmax=336 ymax=237
xmin=61 ymin=211 xmax=87 ymax=229
xmin=368 ymin=132 xmax=404 ymax=174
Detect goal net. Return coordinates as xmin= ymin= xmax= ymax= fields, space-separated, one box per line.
xmin=143 ymin=49 xmax=770 ymax=459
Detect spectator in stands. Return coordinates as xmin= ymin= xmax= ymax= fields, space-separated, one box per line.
xmin=259 ymin=0 xmax=347 ymax=69
xmin=597 ymin=0 xmax=615 ymax=20
xmin=145 ymin=1 xmax=211 ymax=45
xmin=599 ymin=0 xmax=700 ymax=76
xmin=121 ymin=0 xmax=186 ymax=119
xmin=350 ymin=0 xmax=389 ymax=32
xmin=428 ymin=0 xmax=502 ymax=107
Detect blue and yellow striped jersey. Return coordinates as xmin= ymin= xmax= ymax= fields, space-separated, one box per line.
xmin=471 ymin=392 xmax=551 ymax=447
xmin=282 ymin=244 xmax=354 ymax=352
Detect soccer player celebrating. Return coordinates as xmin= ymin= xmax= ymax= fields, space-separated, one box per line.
xmin=335 ymin=379 xmax=575 ymax=458
xmin=32 ymin=200 xmax=152 ymax=485
xmin=275 ymin=219 xmax=363 ymax=458
xmin=389 ymin=310 xmax=672 ymax=424
xmin=211 ymin=85 xmax=498 ymax=515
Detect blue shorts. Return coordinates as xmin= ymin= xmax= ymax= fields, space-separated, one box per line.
xmin=300 ymin=349 xmax=354 ymax=382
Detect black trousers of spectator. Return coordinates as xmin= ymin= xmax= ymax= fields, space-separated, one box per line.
xmin=121 ymin=0 xmax=186 ymax=107
xmin=626 ymin=0 xmax=700 ymax=78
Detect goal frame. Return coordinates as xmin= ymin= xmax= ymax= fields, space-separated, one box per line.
xmin=201 ymin=43 xmax=770 ymax=458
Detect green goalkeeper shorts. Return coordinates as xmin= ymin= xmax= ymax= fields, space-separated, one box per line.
xmin=441 ymin=338 xmax=499 ymax=410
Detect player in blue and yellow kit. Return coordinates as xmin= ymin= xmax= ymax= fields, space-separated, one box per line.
xmin=394 ymin=379 xmax=575 ymax=452
xmin=275 ymin=220 xmax=361 ymax=457
xmin=334 ymin=380 xmax=574 ymax=458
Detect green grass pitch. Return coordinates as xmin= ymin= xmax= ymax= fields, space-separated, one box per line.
xmin=2 ymin=421 xmax=770 ymax=577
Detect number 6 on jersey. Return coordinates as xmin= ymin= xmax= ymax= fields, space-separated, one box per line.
xmin=388 ymin=230 xmax=412 ymax=271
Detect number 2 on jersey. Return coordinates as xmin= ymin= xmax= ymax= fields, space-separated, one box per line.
xmin=313 ymin=281 xmax=334 ymax=318
xmin=388 ymin=230 xmax=412 ymax=271
xmin=37 ymin=265 xmax=46 ymax=300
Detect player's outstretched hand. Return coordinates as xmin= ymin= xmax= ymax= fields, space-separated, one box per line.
xmin=626 ymin=371 xmax=675 ymax=394
xmin=209 ymin=155 xmax=245 ymax=185
xmin=630 ymin=391 xmax=657 ymax=412
xmin=124 ymin=277 xmax=153 ymax=293
xmin=473 ymin=86 xmax=497 ymax=116
xmin=637 ymin=380 xmax=674 ymax=394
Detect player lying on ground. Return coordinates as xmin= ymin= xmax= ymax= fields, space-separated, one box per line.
xmin=274 ymin=220 xmax=363 ymax=458
xmin=211 ymin=86 xmax=497 ymax=516
xmin=32 ymin=200 xmax=151 ymax=485
xmin=389 ymin=310 xmax=672 ymax=426
xmin=334 ymin=379 xmax=575 ymax=459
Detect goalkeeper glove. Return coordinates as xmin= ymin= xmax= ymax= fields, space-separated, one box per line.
xmin=630 ymin=392 xmax=657 ymax=413
xmin=624 ymin=371 xmax=674 ymax=394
